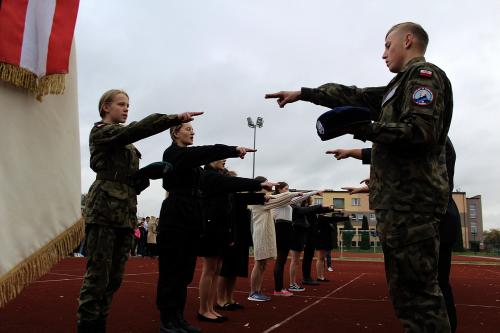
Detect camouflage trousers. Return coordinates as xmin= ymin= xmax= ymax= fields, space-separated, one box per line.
xmin=376 ymin=210 xmax=451 ymax=333
xmin=77 ymin=224 xmax=133 ymax=322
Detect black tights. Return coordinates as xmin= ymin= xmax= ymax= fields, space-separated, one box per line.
xmin=273 ymin=248 xmax=290 ymax=291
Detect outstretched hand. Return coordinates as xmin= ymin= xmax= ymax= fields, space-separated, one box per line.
xmin=178 ymin=112 xmax=204 ymax=123
xmin=260 ymin=181 xmax=279 ymax=191
xmin=342 ymin=186 xmax=369 ymax=194
xmin=265 ymin=90 xmax=301 ymax=108
xmin=326 ymin=149 xmax=350 ymax=160
xmin=235 ymin=146 xmax=256 ymax=159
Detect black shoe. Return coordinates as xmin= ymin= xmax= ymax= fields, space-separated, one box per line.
xmin=197 ymin=313 xmax=225 ymax=323
xmin=175 ymin=310 xmax=202 ymax=333
xmin=215 ymin=302 xmax=241 ymax=311
xmin=160 ymin=321 xmax=188 ymax=333
xmin=302 ymin=278 xmax=320 ymax=285
xmin=77 ymin=319 xmax=105 ymax=333
xmin=215 ymin=315 xmax=228 ymax=322
xmin=229 ymin=302 xmax=244 ymax=310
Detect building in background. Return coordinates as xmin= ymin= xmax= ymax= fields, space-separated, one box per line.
xmin=305 ymin=190 xmax=483 ymax=250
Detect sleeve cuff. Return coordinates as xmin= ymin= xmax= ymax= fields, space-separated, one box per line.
xmin=300 ymin=87 xmax=315 ymax=102
xmin=361 ymin=148 xmax=372 ymax=165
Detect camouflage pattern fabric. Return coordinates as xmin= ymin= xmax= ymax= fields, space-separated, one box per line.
xmin=84 ymin=113 xmax=180 ymax=229
xmin=377 ymin=210 xmax=450 ymax=333
xmin=78 ymin=113 xmax=180 ymax=328
xmin=77 ymin=225 xmax=133 ymax=321
xmin=301 ymin=56 xmax=453 ymax=214
xmin=300 ymin=55 xmax=453 ymax=332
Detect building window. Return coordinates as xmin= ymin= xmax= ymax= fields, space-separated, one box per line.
xmin=333 ymin=198 xmax=345 ymax=209
xmin=369 ymin=213 xmax=376 ymax=220
xmin=352 ymin=198 xmax=361 ymax=206
xmin=469 ymin=204 xmax=477 ymax=219
xmin=314 ymin=197 xmax=323 ymax=205
xmin=356 ymin=213 xmax=364 ymax=221
xmin=350 ymin=213 xmax=356 ymax=220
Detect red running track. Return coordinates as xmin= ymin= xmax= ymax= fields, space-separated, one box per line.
xmin=0 ymin=255 xmax=499 ymax=333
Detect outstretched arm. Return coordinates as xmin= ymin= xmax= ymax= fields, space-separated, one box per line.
xmin=93 ymin=112 xmax=203 ymax=147
xmin=164 ymin=145 xmax=255 ymax=169
xmin=290 ymin=190 xmax=320 ymax=205
xmin=262 ymin=191 xmax=302 ymax=210
xmin=265 ymin=86 xmax=384 ymax=119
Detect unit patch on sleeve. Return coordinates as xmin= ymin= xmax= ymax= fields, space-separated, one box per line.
xmin=412 ymin=87 xmax=434 ymax=106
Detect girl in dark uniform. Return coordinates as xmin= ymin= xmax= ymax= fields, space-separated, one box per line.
xmin=156 ymin=123 xmax=273 ymax=333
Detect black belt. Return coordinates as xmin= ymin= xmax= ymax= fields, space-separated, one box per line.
xmin=96 ymin=171 xmax=133 ymax=185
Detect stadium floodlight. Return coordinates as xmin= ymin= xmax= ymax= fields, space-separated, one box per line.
xmin=246 ymin=117 xmax=264 ymax=178
xmin=256 ymin=117 xmax=264 ymax=128
xmin=247 ymin=117 xmax=255 ymax=128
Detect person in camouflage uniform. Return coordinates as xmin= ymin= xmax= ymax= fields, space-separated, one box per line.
xmin=77 ymin=89 xmax=202 ymax=333
xmin=266 ymin=22 xmax=453 ymax=332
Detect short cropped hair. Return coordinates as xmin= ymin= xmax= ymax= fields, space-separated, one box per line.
xmin=98 ymin=89 xmax=128 ymax=118
xmin=387 ymin=22 xmax=429 ymax=51
xmin=254 ymin=176 xmax=267 ymax=183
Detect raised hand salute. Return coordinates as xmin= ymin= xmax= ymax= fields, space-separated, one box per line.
xmin=264 ymin=91 xmax=301 ymax=108
xmin=177 ymin=111 xmax=204 ymax=123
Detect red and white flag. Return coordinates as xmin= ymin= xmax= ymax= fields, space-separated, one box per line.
xmin=0 ymin=0 xmax=79 ymax=97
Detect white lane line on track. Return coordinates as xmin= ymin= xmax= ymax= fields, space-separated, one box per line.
xmin=456 ymin=303 xmax=500 ymax=309
xmin=261 ymin=273 xmax=366 ymax=333
xmin=34 ymin=277 xmax=83 ymax=283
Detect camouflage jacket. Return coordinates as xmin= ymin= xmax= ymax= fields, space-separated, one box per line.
xmin=84 ymin=113 xmax=181 ymax=228
xmin=301 ymin=57 xmax=453 ymax=213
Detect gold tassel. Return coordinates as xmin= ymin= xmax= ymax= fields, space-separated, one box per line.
xmin=0 ymin=218 xmax=85 ymax=308
xmin=0 ymin=62 xmax=66 ymax=101
xmin=0 ymin=62 xmax=37 ymax=92
xmin=36 ymin=74 xmax=66 ymax=101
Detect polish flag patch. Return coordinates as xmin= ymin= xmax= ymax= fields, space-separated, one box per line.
xmin=419 ymin=69 xmax=433 ymax=77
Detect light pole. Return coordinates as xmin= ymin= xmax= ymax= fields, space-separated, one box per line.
xmin=247 ymin=116 xmax=263 ymax=178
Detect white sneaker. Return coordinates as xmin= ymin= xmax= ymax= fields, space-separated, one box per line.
xmin=288 ymin=283 xmax=305 ymax=292
xmin=327 ymin=267 xmax=333 ymax=272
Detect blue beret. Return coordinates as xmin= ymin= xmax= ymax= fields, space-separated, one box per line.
xmin=316 ymin=106 xmax=372 ymax=141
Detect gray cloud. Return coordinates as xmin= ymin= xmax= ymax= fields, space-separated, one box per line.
xmin=76 ymin=0 xmax=500 ymax=229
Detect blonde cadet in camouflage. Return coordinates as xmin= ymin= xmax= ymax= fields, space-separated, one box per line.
xmin=266 ymin=23 xmax=453 ymax=333
xmin=77 ymin=89 xmax=203 ymax=333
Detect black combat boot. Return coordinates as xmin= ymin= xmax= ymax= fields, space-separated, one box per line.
xmin=160 ymin=311 xmax=188 ymax=333
xmin=95 ymin=314 xmax=107 ymax=333
xmin=175 ymin=310 xmax=202 ymax=333
xmin=77 ymin=320 xmax=100 ymax=333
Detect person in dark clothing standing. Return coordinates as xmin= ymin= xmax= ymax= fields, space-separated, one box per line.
xmin=290 ymin=198 xmax=334 ymax=287
xmin=198 ymin=161 xmax=268 ymax=322
xmin=328 ymin=136 xmax=459 ymax=332
xmin=217 ymin=172 xmax=266 ymax=310
xmin=156 ymin=122 xmax=274 ymax=333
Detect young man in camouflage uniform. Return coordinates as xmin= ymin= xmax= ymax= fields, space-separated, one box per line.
xmin=77 ymin=89 xmax=202 ymax=333
xmin=266 ymin=22 xmax=453 ymax=332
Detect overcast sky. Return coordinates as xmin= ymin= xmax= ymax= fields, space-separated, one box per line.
xmin=75 ymin=0 xmax=500 ymax=230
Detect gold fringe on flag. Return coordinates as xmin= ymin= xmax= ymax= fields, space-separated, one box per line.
xmin=0 ymin=62 xmax=66 ymax=101
xmin=0 ymin=218 xmax=85 ymax=308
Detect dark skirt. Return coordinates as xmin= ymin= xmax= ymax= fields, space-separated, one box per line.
xmin=290 ymin=225 xmax=308 ymax=251
xmin=274 ymin=220 xmax=293 ymax=251
xmin=219 ymin=242 xmax=250 ymax=277
xmin=198 ymin=230 xmax=226 ymax=257
xmin=316 ymin=222 xmax=334 ymax=250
